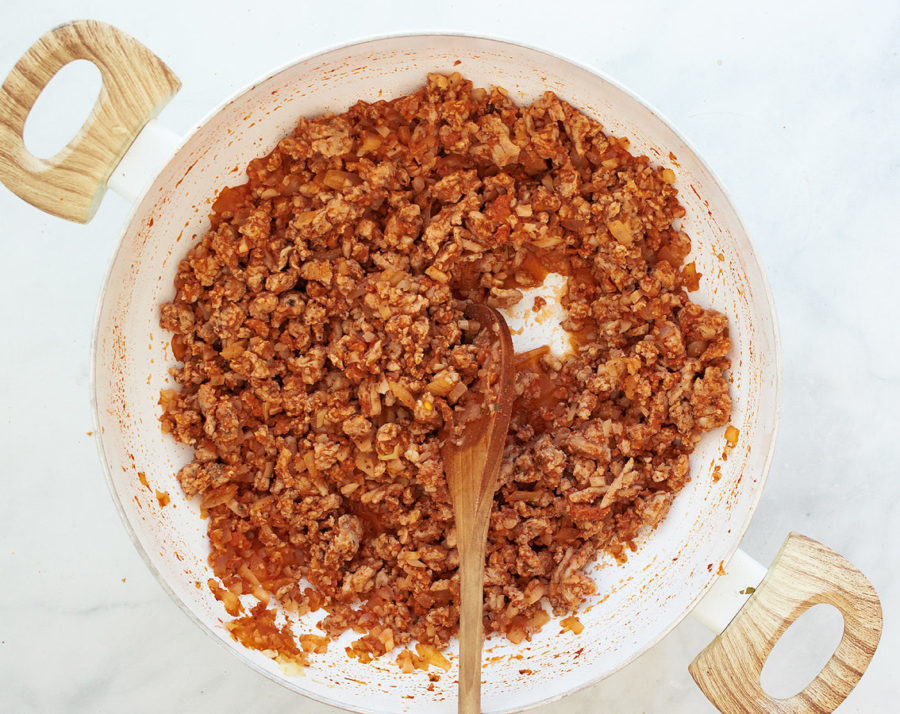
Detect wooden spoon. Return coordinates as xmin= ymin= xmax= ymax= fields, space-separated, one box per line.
xmin=441 ymin=303 xmax=515 ymax=714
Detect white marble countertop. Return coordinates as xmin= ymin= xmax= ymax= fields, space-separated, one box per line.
xmin=0 ymin=1 xmax=896 ymax=711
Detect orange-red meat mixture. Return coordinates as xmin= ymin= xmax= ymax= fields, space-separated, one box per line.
xmin=159 ymin=72 xmax=731 ymax=666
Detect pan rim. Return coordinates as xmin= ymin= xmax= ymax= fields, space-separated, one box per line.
xmin=89 ymin=30 xmax=783 ymax=713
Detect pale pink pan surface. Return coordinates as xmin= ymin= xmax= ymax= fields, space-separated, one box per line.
xmin=92 ymin=35 xmax=779 ymax=713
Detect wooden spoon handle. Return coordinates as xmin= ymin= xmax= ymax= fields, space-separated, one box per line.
xmin=690 ymin=533 xmax=882 ymax=713
xmin=457 ymin=523 xmax=489 ymax=714
xmin=0 ymin=20 xmax=180 ymax=222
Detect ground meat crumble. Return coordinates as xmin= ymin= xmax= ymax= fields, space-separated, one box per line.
xmin=159 ymin=73 xmax=731 ymax=667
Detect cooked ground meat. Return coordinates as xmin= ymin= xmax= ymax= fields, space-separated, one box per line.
xmin=159 ymin=72 xmax=731 ymax=666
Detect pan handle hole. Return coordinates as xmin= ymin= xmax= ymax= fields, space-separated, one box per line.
xmin=23 ymin=59 xmax=102 ymax=159
xmin=760 ymin=603 xmax=844 ymax=698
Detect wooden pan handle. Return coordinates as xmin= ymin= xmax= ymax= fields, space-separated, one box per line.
xmin=690 ymin=533 xmax=882 ymax=713
xmin=0 ymin=20 xmax=180 ymax=223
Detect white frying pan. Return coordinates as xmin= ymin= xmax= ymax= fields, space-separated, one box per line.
xmin=0 ymin=20 xmax=882 ymax=714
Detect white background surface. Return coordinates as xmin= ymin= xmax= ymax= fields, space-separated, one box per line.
xmin=0 ymin=1 xmax=896 ymax=712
